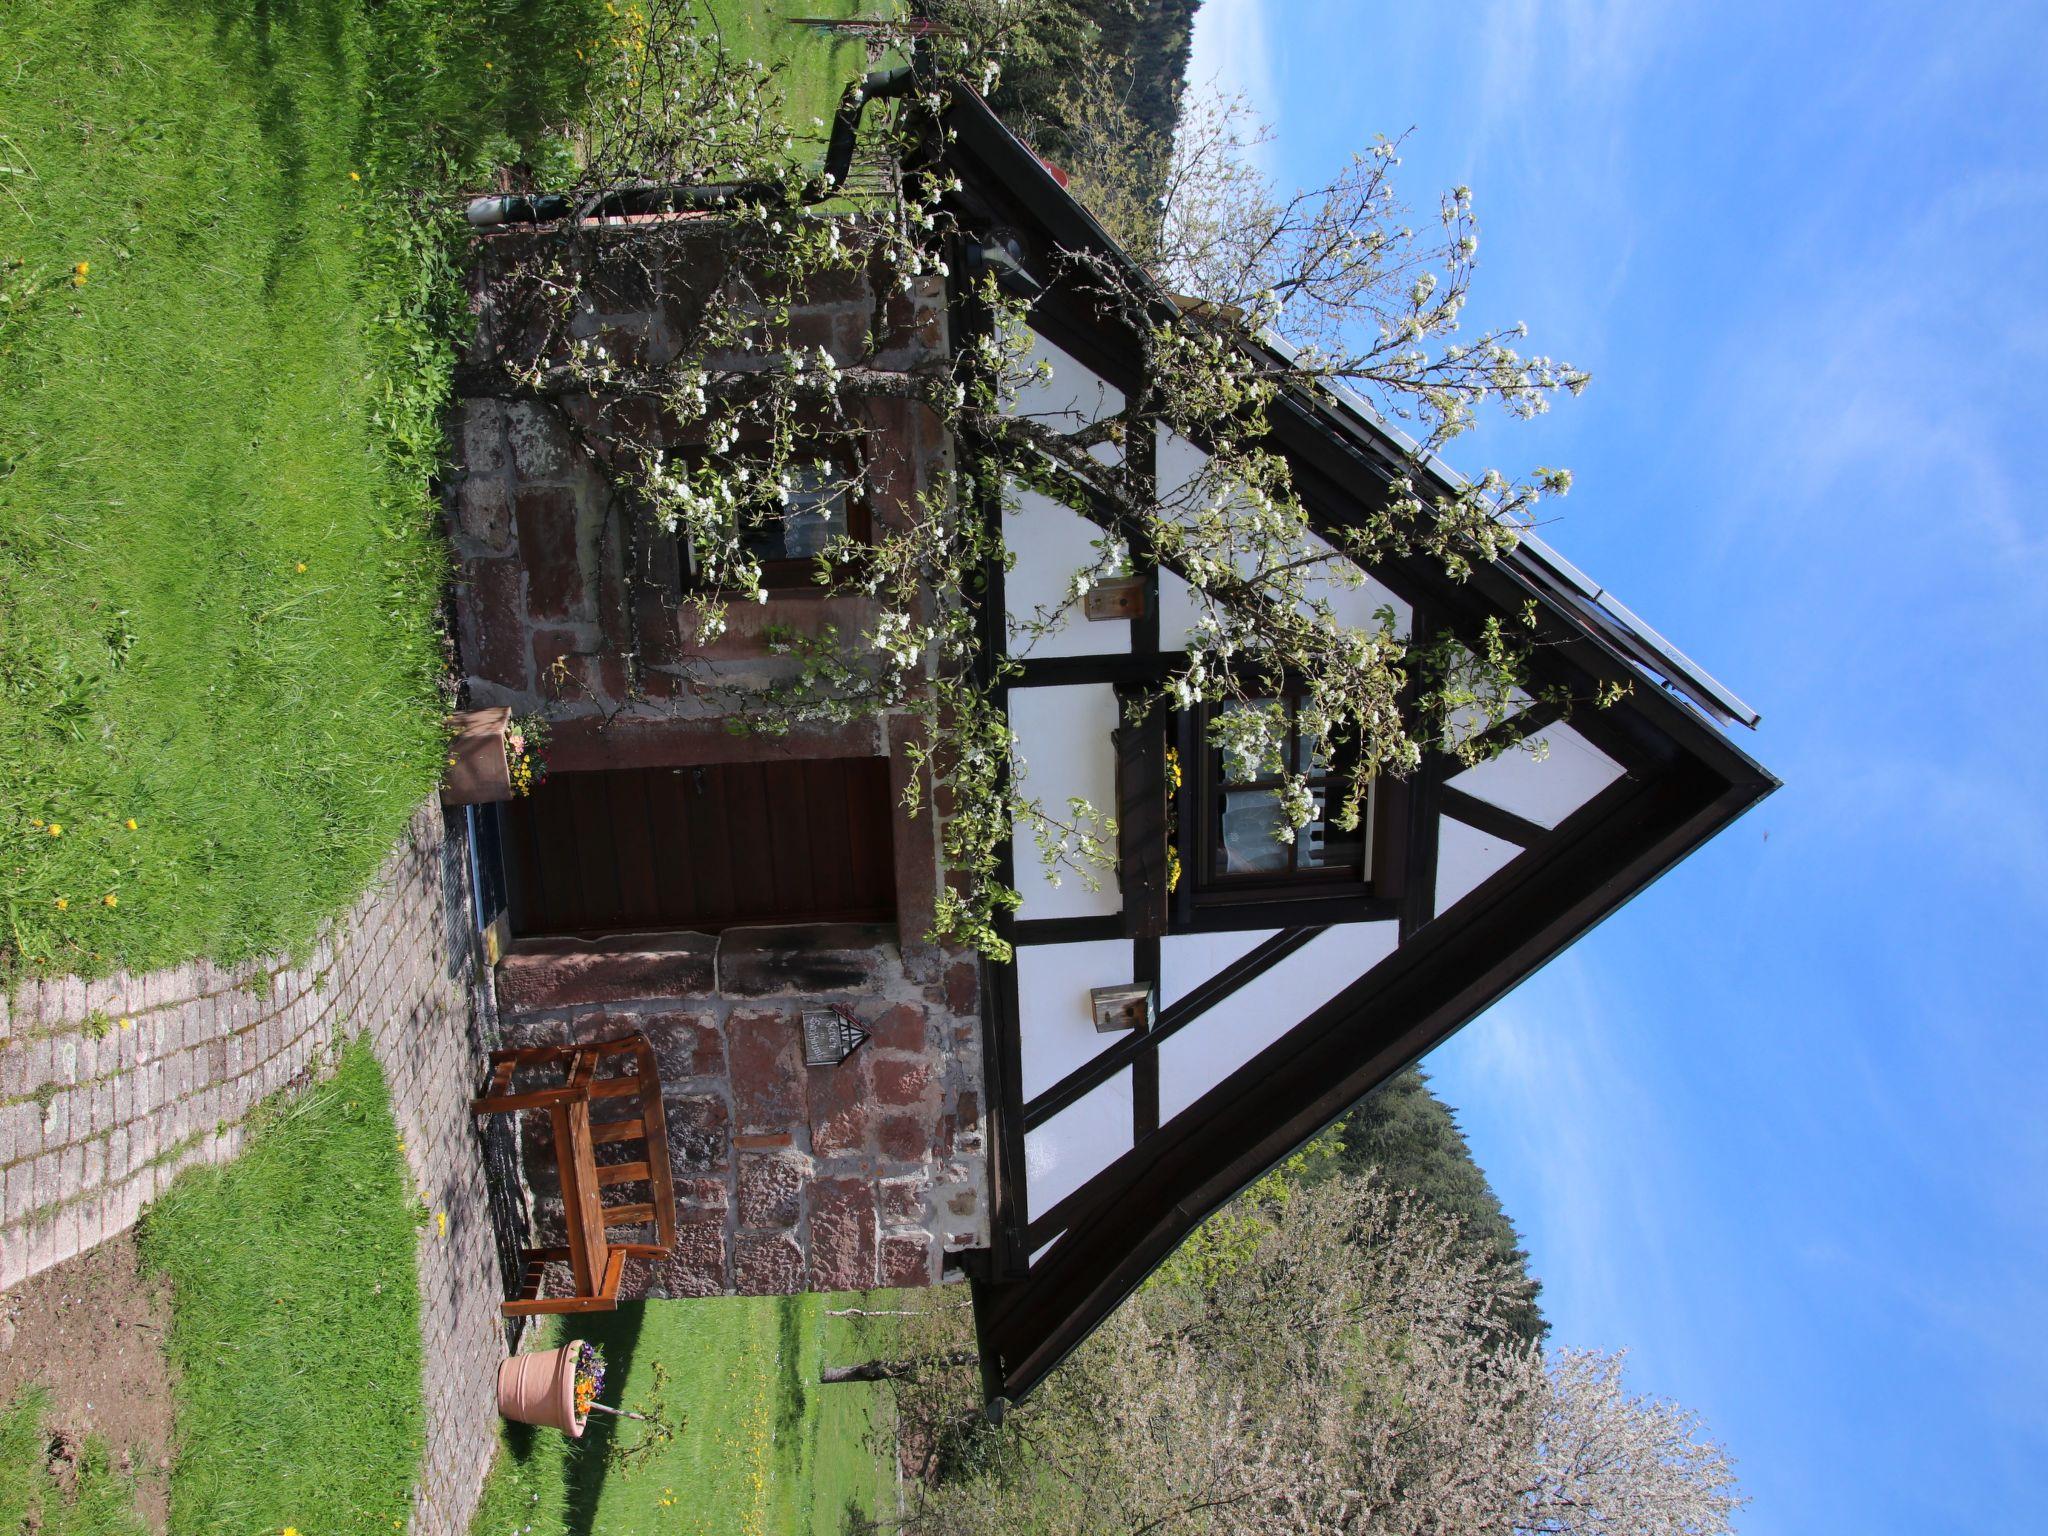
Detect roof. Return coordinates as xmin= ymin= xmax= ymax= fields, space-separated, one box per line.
xmin=932 ymin=82 xmax=1778 ymax=1405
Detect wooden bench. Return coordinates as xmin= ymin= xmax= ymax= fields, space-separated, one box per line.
xmin=471 ymin=1032 xmax=677 ymax=1317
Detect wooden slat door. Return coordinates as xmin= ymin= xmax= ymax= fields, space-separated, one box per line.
xmin=502 ymin=759 xmax=897 ymax=937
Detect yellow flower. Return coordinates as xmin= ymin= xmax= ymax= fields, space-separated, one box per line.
xmin=29 ymin=818 xmax=42 ymax=827
xmin=73 ymin=261 xmax=89 ymax=276
xmin=436 ymin=1210 xmax=447 ymax=1238
xmin=53 ymin=897 xmax=68 ymax=910
xmin=348 ymin=171 xmax=361 ymax=182
xmin=295 ymin=561 xmax=307 ymax=573
xmin=120 ymin=1016 xmax=134 ymax=1030
xmin=483 ymin=60 xmax=493 ymax=69
xmin=125 ymin=818 xmax=137 ymax=830
xmin=103 ymin=893 xmax=117 ymax=908
xmin=47 ymin=823 xmax=61 ymax=836
xmin=284 ymin=1526 xmax=301 ymax=1536
xmin=70 ymin=273 xmax=86 ymax=288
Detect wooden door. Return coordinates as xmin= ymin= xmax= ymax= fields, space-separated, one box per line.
xmin=502 ymin=759 xmax=897 ymax=937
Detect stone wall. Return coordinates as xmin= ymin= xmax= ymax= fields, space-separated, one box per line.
xmin=444 ymin=219 xmax=989 ymax=1298
xmin=495 ymin=923 xmax=985 ymax=1297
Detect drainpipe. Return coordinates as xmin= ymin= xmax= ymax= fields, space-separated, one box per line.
xmin=465 ymin=65 xmax=922 ymax=228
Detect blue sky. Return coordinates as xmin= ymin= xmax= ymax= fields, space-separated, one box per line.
xmin=1188 ymin=2 xmax=2048 ymax=1531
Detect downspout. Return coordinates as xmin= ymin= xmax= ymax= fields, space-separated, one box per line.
xmin=464 ymin=65 xmax=922 ymax=228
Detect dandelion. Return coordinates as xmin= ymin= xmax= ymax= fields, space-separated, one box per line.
xmin=436 ymin=1210 xmax=447 ymax=1238
xmin=285 ymin=1526 xmax=301 ymax=1535
xmin=73 ymin=261 xmax=89 ymax=276
xmin=30 ymin=818 xmax=42 ymax=827
xmin=103 ymin=893 xmax=117 ymax=908
xmin=120 ymin=1016 xmax=134 ymax=1030
xmin=348 ymin=171 xmax=361 ymax=182
xmin=483 ymin=60 xmax=493 ymax=70
xmin=47 ymin=823 xmax=61 ymax=836
xmin=54 ymin=897 xmax=68 ymax=910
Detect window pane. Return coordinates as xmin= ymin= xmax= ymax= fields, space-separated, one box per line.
xmin=739 ymin=466 xmax=848 ymax=563
xmin=1218 ymin=789 xmax=1291 ymax=875
xmin=1216 ymin=698 xmax=1283 ymax=786
xmin=1300 ymin=788 xmax=1366 ymax=872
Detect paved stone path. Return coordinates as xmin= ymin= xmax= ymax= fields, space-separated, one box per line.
xmin=0 ymin=801 xmax=512 ymax=1536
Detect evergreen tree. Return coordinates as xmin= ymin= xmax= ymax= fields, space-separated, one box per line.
xmin=1329 ymin=1067 xmax=1546 ymax=1343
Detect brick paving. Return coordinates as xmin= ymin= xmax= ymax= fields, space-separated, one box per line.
xmin=0 ymin=799 xmax=514 ymax=1536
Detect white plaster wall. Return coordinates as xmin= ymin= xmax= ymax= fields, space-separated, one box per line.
xmin=1434 ymin=815 xmax=1520 ymax=912
xmin=1016 ymin=936 xmax=1138 ymax=1102
xmin=1159 ymin=928 xmax=1279 ymax=1008
xmin=1008 ymin=683 xmax=1123 ymax=922
xmin=1154 ymin=428 xmax=1410 ymax=647
xmin=1025 ymin=1066 xmax=1134 ymax=1220
xmin=1015 ymin=330 xmax=1124 ymax=450
xmin=1004 ymin=485 xmax=1132 ymax=658
xmin=1158 ymin=923 xmax=1398 ymax=1122
xmin=1446 ymin=721 xmax=1625 ymax=830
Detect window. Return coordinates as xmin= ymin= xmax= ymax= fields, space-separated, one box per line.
xmin=1196 ymin=694 xmax=1371 ymax=893
xmin=677 ymin=450 xmax=872 ymax=593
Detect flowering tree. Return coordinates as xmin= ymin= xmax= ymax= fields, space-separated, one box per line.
xmin=884 ymin=1165 xmax=1743 ymax=1536
xmin=459 ymin=3 xmax=1596 ymax=956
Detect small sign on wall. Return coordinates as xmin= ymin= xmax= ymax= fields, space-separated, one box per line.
xmin=802 ymin=1006 xmax=871 ymax=1067
xmin=1090 ymin=983 xmax=1155 ymax=1033
xmin=1083 ymin=575 xmax=1147 ymax=622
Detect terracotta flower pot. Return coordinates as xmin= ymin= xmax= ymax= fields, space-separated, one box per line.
xmin=496 ymin=1344 xmax=586 ymax=1437
xmin=441 ymin=707 xmax=514 ymax=806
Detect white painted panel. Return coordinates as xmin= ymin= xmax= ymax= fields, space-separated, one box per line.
xmin=1007 ymin=683 xmax=1123 ymax=921
xmin=1434 ymin=816 xmax=1519 ymax=912
xmin=1446 ymin=721 xmax=1625 ymax=830
xmin=1299 ymin=530 xmax=1411 ymax=638
xmin=1159 ymin=928 xmax=1279 ymax=1008
xmin=1158 ymin=923 xmax=1398 ymax=1122
xmin=1025 ymin=1066 xmax=1134 ymax=1220
xmin=1158 ymin=567 xmax=1197 ymax=650
xmin=1016 ymin=937 xmax=1137 ymax=1102
xmin=1016 ymin=330 xmax=1124 ymax=450
xmin=1155 ymin=428 xmax=1410 ymax=645
xmin=1004 ymin=486 xmax=1131 ymax=658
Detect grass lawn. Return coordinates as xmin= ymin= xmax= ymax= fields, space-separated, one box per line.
xmin=0 ymin=0 xmax=603 ymax=982
xmin=134 ymin=1038 xmax=426 ymax=1534
xmin=0 ymin=1390 xmax=147 ymax=1536
xmin=472 ymin=1295 xmax=899 ymax=1536
xmin=699 ymin=0 xmax=883 ymax=144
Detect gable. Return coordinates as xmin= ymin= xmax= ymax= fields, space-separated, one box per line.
xmin=933 ymin=86 xmax=1775 ymax=1404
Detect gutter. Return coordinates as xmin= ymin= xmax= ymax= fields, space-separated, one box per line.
xmin=463 ymin=65 xmax=922 ymax=228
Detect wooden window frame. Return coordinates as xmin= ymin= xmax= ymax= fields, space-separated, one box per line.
xmin=1161 ymin=693 xmax=1406 ymax=932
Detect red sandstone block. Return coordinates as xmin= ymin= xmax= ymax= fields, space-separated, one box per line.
xmin=945 ymin=959 xmax=979 ymax=1016
xmin=734 ymin=1230 xmax=806 ymax=1295
xmin=674 ymin=1176 xmax=729 ymax=1210
xmin=866 ymin=1003 xmax=928 ymax=1054
xmin=727 ymin=1009 xmax=804 ymax=1130
xmin=644 ymin=1011 xmax=724 ymax=1079
xmin=736 ymin=1151 xmax=806 ymax=1230
xmin=876 ymin=1113 xmax=928 ymax=1162
xmin=808 ymin=1175 xmax=877 ymax=1292
xmin=879 ymin=1230 xmax=935 ymax=1289
xmin=515 ymin=486 xmax=586 ymax=621
xmin=658 ymin=1212 xmax=729 ymax=1298
xmin=463 ymin=557 xmax=529 ymax=689
xmin=807 ymin=1052 xmax=870 ymax=1156
xmin=878 ymin=1176 xmax=925 ymax=1227
xmin=665 ymin=1093 xmax=731 ymax=1174
xmin=870 ymin=1057 xmax=933 ymax=1108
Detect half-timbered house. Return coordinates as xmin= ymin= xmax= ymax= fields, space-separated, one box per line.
xmin=445 ymin=79 xmax=1775 ymax=1405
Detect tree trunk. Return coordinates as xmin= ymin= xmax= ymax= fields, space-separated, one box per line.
xmin=819 ymin=1349 xmax=978 ymax=1384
